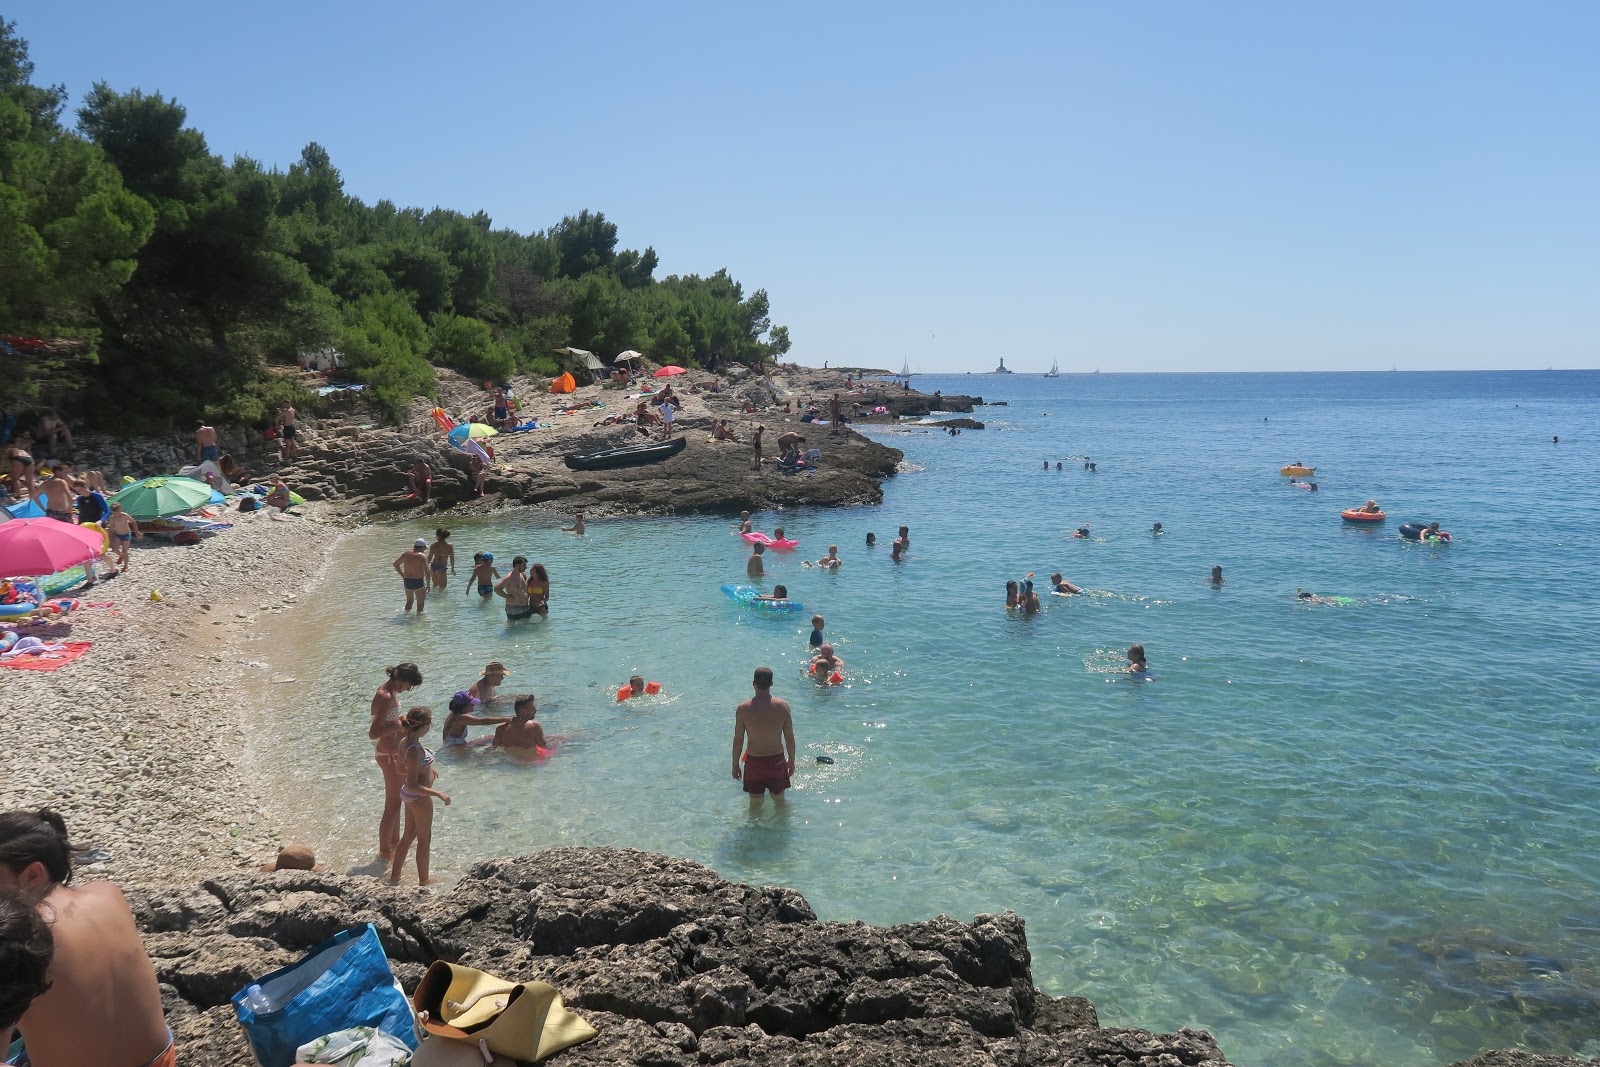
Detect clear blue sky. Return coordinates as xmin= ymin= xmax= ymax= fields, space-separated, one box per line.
xmin=12 ymin=1 xmax=1598 ymax=372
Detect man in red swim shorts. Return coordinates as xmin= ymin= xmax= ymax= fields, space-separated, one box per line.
xmin=732 ymin=667 xmax=795 ymax=806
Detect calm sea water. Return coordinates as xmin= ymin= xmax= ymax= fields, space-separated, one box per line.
xmin=254 ymin=371 xmax=1600 ymax=1067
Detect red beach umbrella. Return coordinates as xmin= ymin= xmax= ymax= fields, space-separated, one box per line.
xmin=0 ymin=518 xmax=106 ymax=579
xmin=652 ymin=365 xmax=687 ymax=378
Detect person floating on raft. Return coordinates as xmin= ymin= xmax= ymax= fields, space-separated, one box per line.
xmin=617 ymin=675 xmax=663 ymax=701
xmin=810 ymin=644 xmax=845 ymax=684
xmin=1072 ymin=524 xmax=1091 ymax=539
xmin=1400 ymin=521 xmax=1452 ymax=542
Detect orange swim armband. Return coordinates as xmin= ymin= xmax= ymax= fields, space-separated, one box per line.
xmin=617 ymin=682 xmax=663 ymax=701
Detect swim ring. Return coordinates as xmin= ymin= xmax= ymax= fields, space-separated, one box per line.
xmin=1341 ymin=509 xmax=1386 ymax=523
xmin=741 ymin=532 xmax=799 ymax=550
xmin=721 ymin=584 xmax=803 ymax=613
xmin=1281 ymin=465 xmax=1316 ymax=477
xmin=0 ymin=603 xmax=35 ymax=619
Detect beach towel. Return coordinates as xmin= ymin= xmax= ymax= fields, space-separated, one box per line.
xmin=0 ymin=639 xmax=90 ymax=671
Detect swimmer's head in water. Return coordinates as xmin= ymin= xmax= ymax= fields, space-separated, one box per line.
xmin=1152 ymin=523 xmax=1162 ymax=532
xmin=1128 ymin=643 xmax=1147 ymax=664
xmin=481 ymin=662 xmax=507 ymax=678
xmin=818 ymin=643 xmax=834 ymax=657
xmin=774 ymin=527 xmax=785 ymax=539
xmin=483 ymin=552 xmax=494 ymax=561
xmin=513 ymin=695 xmax=537 ymax=717
xmin=435 ymin=528 xmax=450 ymax=540
xmin=812 ymin=614 xmax=824 ymax=627
xmin=449 ymin=690 xmax=480 ymax=711
xmin=752 ymin=542 xmax=765 ymax=554
xmin=1298 ymin=590 xmax=1313 ymax=599
xmin=866 ymin=533 xmax=876 ymax=545
xmin=629 ymin=675 xmax=645 ymax=693
xmin=773 ymin=585 xmax=789 ymax=598
xmin=1006 ymin=580 xmax=1018 ymax=594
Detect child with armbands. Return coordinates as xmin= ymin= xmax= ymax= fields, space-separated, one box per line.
xmin=617 ymin=675 xmax=662 ymax=702
xmin=810 ymin=644 xmax=845 ymax=684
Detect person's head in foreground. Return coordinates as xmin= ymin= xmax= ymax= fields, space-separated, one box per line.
xmin=753 ymin=667 xmax=774 ymax=691
xmin=0 ymin=809 xmax=72 ymax=900
xmin=1127 ymin=644 xmax=1148 ymax=669
xmin=513 ymin=695 xmax=537 ymax=718
xmin=0 ymin=888 xmax=53 ymax=1033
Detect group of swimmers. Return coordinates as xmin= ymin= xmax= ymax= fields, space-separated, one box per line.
xmin=368 ymin=661 xmax=550 ymax=884
xmin=393 ymin=528 xmax=554 ymax=620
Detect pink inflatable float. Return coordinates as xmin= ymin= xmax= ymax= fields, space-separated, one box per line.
xmin=741 ymin=531 xmax=799 ymax=550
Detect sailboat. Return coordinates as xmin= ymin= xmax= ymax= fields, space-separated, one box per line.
xmin=899 ymin=358 xmax=912 ymax=377
xmin=1044 ymin=358 xmax=1060 ymax=378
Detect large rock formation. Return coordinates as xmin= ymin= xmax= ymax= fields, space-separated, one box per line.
xmin=129 ymin=847 xmax=1236 ymax=1066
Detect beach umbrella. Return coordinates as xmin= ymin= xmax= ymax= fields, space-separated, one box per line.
xmin=652 ymin=365 xmax=687 ymax=378
xmin=613 ymin=350 xmax=645 ymax=363
xmin=107 ymin=476 xmax=225 ymax=520
xmin=447 ymin=423 xmax=500 ymax=444
xmin=0 ymin=518 xmax=106 ymax=579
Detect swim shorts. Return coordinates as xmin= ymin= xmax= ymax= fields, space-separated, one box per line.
xmin=282 ymin=424 xmax=298 ymax=439
xmin=431 ymin=563 xmax=446 ymax=571
xmin=116 ymin=532 xmax=132 ymax=542
xmin=404 ymin=577 xmax=425 ymax=591
xmin=200 ymin=444 xmax=220 ymax=461
xmin=45 ymin=508 xmax=73 ymax=522
xmin=478 ymin=583 xmax=492 ymax=597
xmin=506 ymin=604 xmax=534 ymax=620
xmin=742 ymin=752 xmax=791 ymax=795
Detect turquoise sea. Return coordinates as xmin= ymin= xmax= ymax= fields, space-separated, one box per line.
xmin=259 ymin=371 xmax=1600 ymax=1067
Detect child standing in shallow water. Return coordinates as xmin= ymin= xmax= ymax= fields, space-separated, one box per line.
xmin=466 ymin=552 xmax=500 ymax=600
xmin=390 ymin=707 xmax=450 ymax=885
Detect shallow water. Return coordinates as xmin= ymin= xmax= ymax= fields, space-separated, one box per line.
xmin=253 ymin=371 xmax=1600 ymax=1067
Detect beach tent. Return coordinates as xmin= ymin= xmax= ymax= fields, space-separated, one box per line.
xmin=4 ymin=498 xmax=46 ymax=520
xmin=550 ymin=372 xmax=577 ymax=394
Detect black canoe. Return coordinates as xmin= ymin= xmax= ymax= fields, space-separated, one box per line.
xmin=564 ymin=435 xmax=687 ymax=471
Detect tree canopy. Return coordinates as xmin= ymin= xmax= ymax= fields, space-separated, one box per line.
xmin=0 ymin=19 xmax=790 ymax=429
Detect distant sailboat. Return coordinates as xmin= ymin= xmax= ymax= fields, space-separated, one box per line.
xmin=1044 ymin=358 xmax=1060 ymax=378
xmin=899 ymin=358 xmax=912 ymax=377
xmin=994 ymin=357 xmax=1013 ymax=375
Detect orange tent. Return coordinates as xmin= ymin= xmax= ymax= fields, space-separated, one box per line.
xmin=550 ymin=372 xmax=576 ymax=394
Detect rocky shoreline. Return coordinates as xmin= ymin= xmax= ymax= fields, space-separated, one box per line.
xmin=7 ymin=366 xmax=1591 ymax=1067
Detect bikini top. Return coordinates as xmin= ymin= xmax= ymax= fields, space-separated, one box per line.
xmin=407 ymin=742 xmax=436 ymax=767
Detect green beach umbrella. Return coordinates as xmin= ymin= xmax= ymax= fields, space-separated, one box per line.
xmin=108 ymin=476 xmax=227 ymax=520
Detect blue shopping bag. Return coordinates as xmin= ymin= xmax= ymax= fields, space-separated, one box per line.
xmin=231 ymin=923 xmax=416 ymax=1067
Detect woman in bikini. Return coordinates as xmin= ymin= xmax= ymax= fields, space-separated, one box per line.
xmin=390 ymin=706 xmax=450 ymax=885
xmin=527 ymin=562 xmax=551 ymax=617
xmin=495 ymin=557 xmax=533 ymax=620
xmin=368 ymin=663 xmax=422 ymax=859
xmin=5 ymin=432 xmax=36 ymax=499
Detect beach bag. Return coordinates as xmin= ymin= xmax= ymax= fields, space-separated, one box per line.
xmin=232 ymin=923 xmax=416 ymax=1067
xmin=412 ymin=961 xmax=596 ymax=1064
xmin=295 ymin=1027 xmax=411 ymax=1066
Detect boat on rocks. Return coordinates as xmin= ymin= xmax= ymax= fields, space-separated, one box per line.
xmin=563 ymin=435 xmax=686 ymax=471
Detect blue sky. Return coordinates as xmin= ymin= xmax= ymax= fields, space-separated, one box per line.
xmin=12 ymin=2 xmax=1598 ymax=372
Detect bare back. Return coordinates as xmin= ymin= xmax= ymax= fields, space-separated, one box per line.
xmin=395 ymin=549 xmax=428 ymax=579
xmin=21 ymin=883 xmax=168 ymax=1067
xmin=735 ymin=692 xmax=793 ymax=758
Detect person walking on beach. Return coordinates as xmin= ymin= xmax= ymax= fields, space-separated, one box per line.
xmin=389 ymin=707 xmax=451 ymax=886
xmin=427 ymin=529 xmax=455 ymax=592
xmin=659 ymin=397 xmax=677 ymax=439
xmin=395 ymin=539 xmax=430 ymax=613
xmin=732 ymin=667 xmax=795 ymax=807
xmin=105 ymin=504 xmax=140 ymax=572
xmin=496 ymin=556 xmax=534 ymax=620
xmin=747 ymin=541 xmax=765 ymax=578
xmin=829 ymin=392 xmax=843 ymax=433
xmin=195 ymin=421 xmax=219 ymax=463
xmin=0 ymin=809 xmax=175 ymax=1067
xmin=370 ymin=663 xmax=421 ymax=859
xmin=752 ymin=425 xmax=765 ymax=470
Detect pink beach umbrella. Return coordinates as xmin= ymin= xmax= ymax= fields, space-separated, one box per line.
xmin=652 ymin=365 xmax=687 ymax=378
xmin=0 ymin=518 xmax=106 ymax=580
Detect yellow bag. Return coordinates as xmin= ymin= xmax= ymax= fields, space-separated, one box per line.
xmin=412 ymin=961 xmax=597 ymax=1063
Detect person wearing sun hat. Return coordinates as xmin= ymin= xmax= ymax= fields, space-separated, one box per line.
xmin=469 ymin=662 xmax=510 ymax=703
xmin=442 ymin=690 xmax=512 ymax=747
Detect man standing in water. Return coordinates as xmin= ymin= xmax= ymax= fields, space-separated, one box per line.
xmin=394 ymin=538 xmax=430 ymax=613
xmin=732 ymin=667 xmax=795 ymax=806
xmin=747 ymin=541 xmax=765 ymax=578
xmin=0 ymin=809 xmax=175 ymax=1067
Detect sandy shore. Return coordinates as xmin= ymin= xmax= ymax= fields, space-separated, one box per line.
xmin=0 ymin=505 xmax=354 ymax=883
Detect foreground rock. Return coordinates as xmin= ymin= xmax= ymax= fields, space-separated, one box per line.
xmin=131 ymin=847 xmax=1241 ymax=1067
